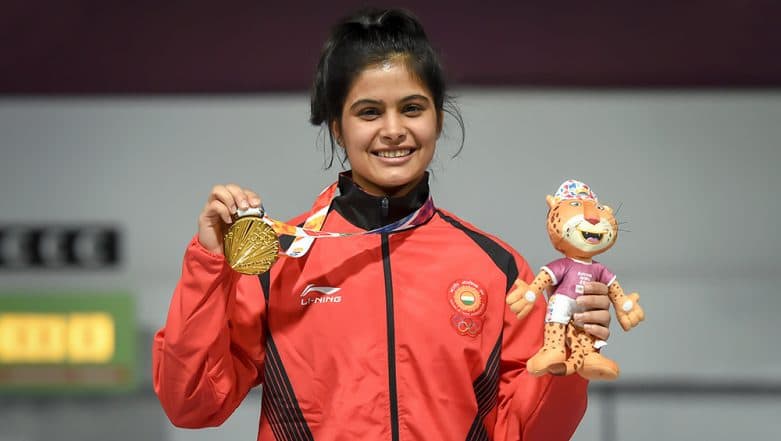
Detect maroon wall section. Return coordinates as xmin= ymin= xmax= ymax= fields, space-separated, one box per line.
xmin=1 ymin=0 xmax=779 ymax=94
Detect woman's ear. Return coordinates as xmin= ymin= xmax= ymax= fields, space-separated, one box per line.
xmin=330 ymin=120 xmax=343 ymax=146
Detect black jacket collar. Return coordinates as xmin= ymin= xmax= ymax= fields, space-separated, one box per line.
xmin=330 ymin=171 xmax=431 ymax=231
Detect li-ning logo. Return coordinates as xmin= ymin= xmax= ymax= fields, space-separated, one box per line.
xmin=300 ymin=284 xmax=342 ymax=306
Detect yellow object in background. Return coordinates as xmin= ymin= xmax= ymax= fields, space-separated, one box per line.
xmin=68 ymin=313 xmax=115 ymax=363
xmin=0 ymin=313 xmax=116 ymax=364
xmin=0 ymin=314 xmax=68 ymax=363
xmin=0 ymin=293 xmax=135 ymax=393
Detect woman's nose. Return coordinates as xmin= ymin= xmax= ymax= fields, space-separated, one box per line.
xmin=380 ymin=114 xmax=407 ymax=144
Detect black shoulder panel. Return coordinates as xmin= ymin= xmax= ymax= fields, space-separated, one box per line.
xmin=437 ymin=210 xmax=519 ymax=293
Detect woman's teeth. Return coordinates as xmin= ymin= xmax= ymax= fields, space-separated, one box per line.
xmin=375 ymin=149 xmax=412 ymax=158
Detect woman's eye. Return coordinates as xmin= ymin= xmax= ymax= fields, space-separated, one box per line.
xmin=403 ymin=104 xmax=423 ymax=115
xmin=358 ymin=108 xmax=381 ymax=119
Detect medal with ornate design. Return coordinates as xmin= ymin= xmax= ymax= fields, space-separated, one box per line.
xmin=223 ymin=207 xmax=280 ymax=275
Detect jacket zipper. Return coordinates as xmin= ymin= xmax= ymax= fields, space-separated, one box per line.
xmin=380 ymin=196 xmax=400 ymax=441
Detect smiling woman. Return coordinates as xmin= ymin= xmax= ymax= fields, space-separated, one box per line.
xmin=153 ymin=8 xmax=613 ymax=441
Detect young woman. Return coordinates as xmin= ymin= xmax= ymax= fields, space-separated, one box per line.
xmin=153 ymin=8 xmax=612 ymax=441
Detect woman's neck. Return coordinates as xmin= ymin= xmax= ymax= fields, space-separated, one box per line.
xmin=351 ymin=174 xmax=424 ymax=198
xmin=332 ymin=171 xmax=431 ymax=231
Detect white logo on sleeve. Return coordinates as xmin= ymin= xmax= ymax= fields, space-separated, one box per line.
xmin=300 ymin=284 xmax=342 ymax=306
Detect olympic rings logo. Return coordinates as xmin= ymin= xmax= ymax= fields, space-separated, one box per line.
xmin=451 ymin=314 xmax=482 ymax=337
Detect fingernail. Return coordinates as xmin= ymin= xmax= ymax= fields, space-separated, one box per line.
xmin=251 ymin=198 xmax=261 ymax=206
xmin=239 ymin=201 xmax=249 ymax=210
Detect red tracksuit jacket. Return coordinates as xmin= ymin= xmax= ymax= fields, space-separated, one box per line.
xmin=153 ymin=173 xmax=588 ymax=440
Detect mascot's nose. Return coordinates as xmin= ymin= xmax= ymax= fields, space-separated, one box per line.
xmin=585 ymin=216 xmax=600 ymax=225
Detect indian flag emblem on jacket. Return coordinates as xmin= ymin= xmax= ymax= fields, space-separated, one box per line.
xmin=448 ymin=279 xmax=486 ymax=316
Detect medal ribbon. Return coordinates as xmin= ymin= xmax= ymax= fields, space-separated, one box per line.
xmin=260 ymin=181 xmax=435 ymax=258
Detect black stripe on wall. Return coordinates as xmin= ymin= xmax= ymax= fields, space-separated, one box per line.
xmin=4 ymin=2 xmax=780 ymax=93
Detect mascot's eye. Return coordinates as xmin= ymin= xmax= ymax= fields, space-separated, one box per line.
xmin=569 ymin=201 xmax=581 ymax=207
xmin=597 ymin=205 xmax=605 ymax=210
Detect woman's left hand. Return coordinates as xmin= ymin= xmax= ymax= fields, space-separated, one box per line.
xmin=573 ymin=282 xmax=611 ymax=341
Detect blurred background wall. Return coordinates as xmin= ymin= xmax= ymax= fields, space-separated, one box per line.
xmin=1 ymin=2 xmax=780 ymax=440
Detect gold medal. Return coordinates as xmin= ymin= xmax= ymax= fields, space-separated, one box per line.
xmin=223 ymin=208 xmax=280 ymax=275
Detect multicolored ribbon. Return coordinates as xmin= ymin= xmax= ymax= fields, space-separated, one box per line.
xmin=255 ymin=181 xmax=436 ymax=258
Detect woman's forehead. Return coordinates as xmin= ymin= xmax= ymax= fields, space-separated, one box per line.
xmin=346 ymin=62 xmax=431 ymax=103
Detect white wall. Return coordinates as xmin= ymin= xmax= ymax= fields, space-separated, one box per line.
xmin=1 ymin=89 xmax=780 ymax=440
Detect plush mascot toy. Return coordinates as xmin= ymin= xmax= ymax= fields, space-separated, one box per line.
xmin=506 ymin=179 xmax=645 ymax=380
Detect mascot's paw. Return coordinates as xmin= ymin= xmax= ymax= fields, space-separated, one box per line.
xmin=577 ymin=352 xmax=619 ymax=381
xmin=527 ymin=349 xmax=566 ymax=376
xmin=616 ymin=292 xmax=645 ymax=331
xmin=547 ymin=362 xmax=569 ymax=376
xmin=506 ymin=280 xmax=537 ymax=320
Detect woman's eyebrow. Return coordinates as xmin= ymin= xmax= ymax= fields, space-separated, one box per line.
xmin=400 ymin=94 xmax=431 ymax=103
xmin=349 ymin=99 xmax=383 ymax=111
xmin=350 ymin=94 xmax=431 ymax=111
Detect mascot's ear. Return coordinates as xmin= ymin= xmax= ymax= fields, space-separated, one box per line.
xmin=546 ymin=195 xmax=556 ymax=209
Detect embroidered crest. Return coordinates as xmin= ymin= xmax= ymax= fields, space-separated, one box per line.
xmin=448 ymin=280 xmax=487 ymax=337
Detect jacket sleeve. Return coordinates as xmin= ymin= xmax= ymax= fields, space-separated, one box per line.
xmin=152 ymin=236 xmax=267 ymax=428
xmin=493 ymin=254 xmax=589 ymax=441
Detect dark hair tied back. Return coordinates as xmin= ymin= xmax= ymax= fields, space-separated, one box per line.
xmin=310 ymin=8 xmax=464 ymax=168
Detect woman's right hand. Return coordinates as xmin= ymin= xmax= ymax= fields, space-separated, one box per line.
xmin=198 ymin=184 xmax=262 ymax=255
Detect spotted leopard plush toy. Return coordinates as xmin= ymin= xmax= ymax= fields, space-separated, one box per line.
xmin=506 ymin=180 xmax=645 ymax=380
